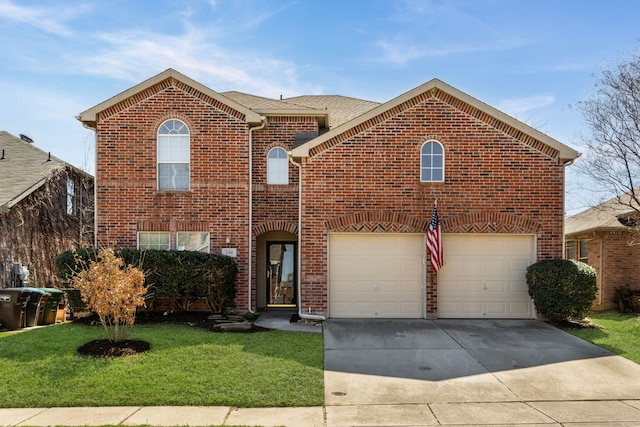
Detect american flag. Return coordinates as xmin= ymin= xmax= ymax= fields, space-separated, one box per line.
xmin=426 ymin=205 xmax=444 ymax=272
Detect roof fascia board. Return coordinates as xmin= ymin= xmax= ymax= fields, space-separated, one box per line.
xmin=291 ymin=78 xmax=580 ymax=162
xmin=78 ymin=69 xmax=262 ymax=127
xmin=256 ymin=109 xmax=330 ymax=128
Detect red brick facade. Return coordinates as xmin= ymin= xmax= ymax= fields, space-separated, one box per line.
xmin=567 ymin=231 xmax=640 ymax=311
xmin=81 ymin=69 xmax=576 ymax=317
xmin=298 ymin=90 xmax=566 ymax=315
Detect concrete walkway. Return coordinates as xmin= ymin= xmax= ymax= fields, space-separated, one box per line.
xmin=3 ymin=316 xmax=640 ymax=426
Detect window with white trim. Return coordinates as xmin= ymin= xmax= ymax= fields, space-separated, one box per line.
xmin=66 ymin=178 xmax=77 ymax=215
xmin=138 ymin=232 xmax=170 ymax=250
xmin=267 ymin=147 xmax=288 ymax=184
xmin=177 ymin=232 xmax=210 ymax=253
xmin=420 ymin=140 xmax=444 ymax=182
xmin=157 ymin=120 xmax=190 ymax=190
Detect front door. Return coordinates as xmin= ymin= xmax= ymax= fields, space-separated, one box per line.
xmin=266 ymin=242 xmax=297 ymax=308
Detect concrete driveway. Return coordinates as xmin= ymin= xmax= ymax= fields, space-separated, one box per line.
xmin=324 ymin=319 xmax=640 ymax=426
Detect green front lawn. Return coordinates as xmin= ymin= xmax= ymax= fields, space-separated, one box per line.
xmin=566 ymin=311 xmax=640 ymax=364
xmin=0 ymin=322 xmax=324 ymax=408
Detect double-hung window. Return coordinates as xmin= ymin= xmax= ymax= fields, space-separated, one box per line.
xmin=157 ymin=120 xmax=190 ymax=190
xmin=420 ymin=140 xmax=444 ymax=182
xmin=66 ymin=178 xmax=77 ymax=215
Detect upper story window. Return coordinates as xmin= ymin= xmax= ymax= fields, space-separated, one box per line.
xmin=420 ymin=140 xmax=444 ymax=182
xmin=157 ymin=120 xmax=190 ymax=190
xmin=66 ymin=178 xmax=77 ymax=215
xmin=267 ymin=147 xmax=288 ymax=185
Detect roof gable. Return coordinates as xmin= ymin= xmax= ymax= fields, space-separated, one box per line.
xmin=0 ymin=131 xmax=69 ymax=212
xmin=290 ymin=79 xmax=580 ymax=164
xmin=78 ymin=69 xmax=263 ymax=128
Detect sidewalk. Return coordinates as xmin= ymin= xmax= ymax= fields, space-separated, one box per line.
xmin=4 ymin=400 xmax=640 ymax=426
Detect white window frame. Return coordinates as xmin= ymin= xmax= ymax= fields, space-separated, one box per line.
xmin=177 ymin=232 xmax=210 ymax=253
xmin=157 ymin=119 xmax=190 ymax=190
xmin=420 ymin=140 xmax=445 ymax=182
xmin=66 ymin=178 xmax=77 ymax=215
xmin=267 ymin=147 xmax=289 ymax=185
xmin=137 ymin=232 xmax=171 ymax=250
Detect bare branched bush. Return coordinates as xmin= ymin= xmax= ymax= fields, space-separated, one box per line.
xmin=70 ymin=248 xmax=146 ymax=342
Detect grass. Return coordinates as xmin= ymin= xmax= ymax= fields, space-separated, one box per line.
xmin=566 ymin=311 xmax=640 ymax=364
xmin=0 ymin=322 xmax=324 ymax=408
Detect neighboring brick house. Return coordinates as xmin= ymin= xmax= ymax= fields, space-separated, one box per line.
xmin=0 ymin=131 xmax=93 ymax=288
xmin=78 ymin=68 xmax=579 ymax=319
xmin=565 ymin=194 xmax=640 ymax=311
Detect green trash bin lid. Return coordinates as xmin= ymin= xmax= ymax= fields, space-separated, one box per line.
xmin=36 ymin=288 xmax=63 ymax=300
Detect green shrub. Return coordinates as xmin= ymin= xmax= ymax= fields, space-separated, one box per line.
xmin=526 ymin=259 xmax=597 ymax=322
xmin=55 ymin=248 xmax=238 ymax=313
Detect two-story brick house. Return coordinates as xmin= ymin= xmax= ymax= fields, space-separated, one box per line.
xmin=79 ymin=68 xmax=579 ymax=319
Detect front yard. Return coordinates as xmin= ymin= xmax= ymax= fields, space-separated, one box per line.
xmin=0 ymin=321 xmax=324 ymax=408
xmin=566 ymin=311 xmax=640 ymax=364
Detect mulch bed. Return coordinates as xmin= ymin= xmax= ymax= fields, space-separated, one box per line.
xmin=73 ymin=311 xmax=267 ymax=358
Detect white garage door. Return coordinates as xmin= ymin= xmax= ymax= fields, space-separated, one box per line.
xmin=329 ymin=233 xmax=424 ymax=318
xmin=437 ymin=234 xmax=536 ymax=319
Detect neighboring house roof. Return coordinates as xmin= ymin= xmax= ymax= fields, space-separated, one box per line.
xmin=290 ymin=78 xmax=581 ymax=164
xmin=78 ymin=69 xmax=264 ymax=128
xmin=0 ymin=131 xmax=68 ymax=213
xmin=565 ymin=193 xmax=640 ymax=235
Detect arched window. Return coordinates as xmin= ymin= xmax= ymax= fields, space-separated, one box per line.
xmin=157 ymin=120 xmax=190 ymax=190
xmin=267 ymin=147 xmax=288 ymax=184
xmin=420 ymin=140 xmax=444 ymax=182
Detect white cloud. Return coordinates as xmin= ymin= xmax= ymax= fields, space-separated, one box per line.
xmin=497 ymin=94 xmax=555 ymax=117
xmin=0 ymin=0 xmax=79 ymax=37
xmin=77 ymin=27 xmax=320 ymax=98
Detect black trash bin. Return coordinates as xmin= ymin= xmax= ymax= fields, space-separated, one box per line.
xmin=22 ymin=288 xmax=50 ymax=327
xmin=0 ymin=288 xmax=31 ymax=331
xmin=37 ymin=288 xmax=64 ymax=325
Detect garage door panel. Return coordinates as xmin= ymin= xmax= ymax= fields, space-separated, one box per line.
xmin=329 ymin=233 xmax=424 ymax=318
xmin=438 ymin=234 xmax=535 ymax=319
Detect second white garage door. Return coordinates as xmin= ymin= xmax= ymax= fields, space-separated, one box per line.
xmin=329 ymin=233 xmax=424 ymax=318
xmin=437 ymin=234 xmax=536 ymax=319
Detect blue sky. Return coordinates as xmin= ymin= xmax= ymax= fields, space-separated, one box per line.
xmin=1 ymin=0 xmax=639 ymax=215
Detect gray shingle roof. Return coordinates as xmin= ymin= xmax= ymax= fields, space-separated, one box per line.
xmin=221 ymin=91 xmax=380 ymax=129
xmin=0 ymin=131 xmax=67 ymax=212
xmin=283 ymin=95 xmax=381 ymax=128
xmin=565 ymin=192 xmax=640 ymax=235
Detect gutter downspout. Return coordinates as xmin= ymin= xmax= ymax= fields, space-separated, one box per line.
xmin=288 ymin=152 xmax=326 ymax=321
xmin=599 ymin=234 xmax=604 ymax=306
xmin=248 ymin=117 xmax=267 ymax=313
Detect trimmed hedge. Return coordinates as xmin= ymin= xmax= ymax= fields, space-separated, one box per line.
xmin=526 ymin=259 xmax=597 ymax=322
xmin=55 ymin=249 xmax=238 ymax=313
